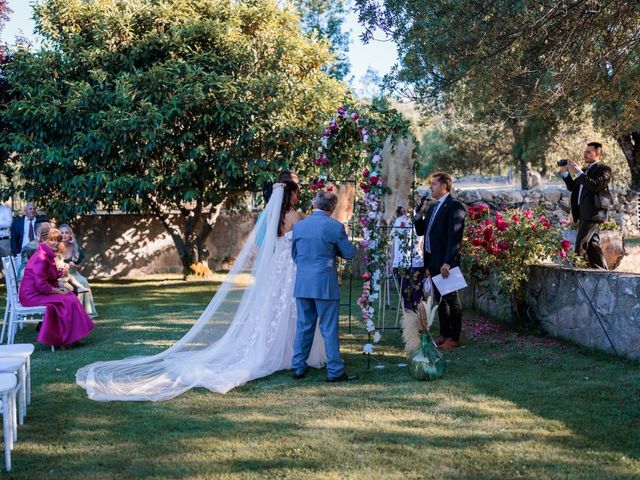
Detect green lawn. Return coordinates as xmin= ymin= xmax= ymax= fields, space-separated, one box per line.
xmin=3 ymin=277 xmax=640 ymax=479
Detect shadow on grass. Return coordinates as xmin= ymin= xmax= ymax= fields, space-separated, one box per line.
xmin=4 ymin=279 xmax=640 ymax=479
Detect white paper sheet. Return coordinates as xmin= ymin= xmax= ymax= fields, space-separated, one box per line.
xmin=431 ymin=267 xmax=467 ymax=296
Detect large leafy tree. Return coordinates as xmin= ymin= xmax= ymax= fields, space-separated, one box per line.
xmin=294 ymin=0 xmax=351 ymax=80
xmin=355 ymin=0 xmax=640 ymax=189
xmin=1 ymin=0 xmax=347 ymax=275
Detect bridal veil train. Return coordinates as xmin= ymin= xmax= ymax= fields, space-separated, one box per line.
xmin=76 ymin=185 xmax=323 ymax=401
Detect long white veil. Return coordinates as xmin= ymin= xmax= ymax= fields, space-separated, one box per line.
xmin=76 ymin=185 xmax=287 ymax=401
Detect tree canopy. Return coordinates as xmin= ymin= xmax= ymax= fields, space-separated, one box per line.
xmin=355 ymin=0 xmax=640 ymax=189
xmin=1 ymin=0 xmax=348 ymax=274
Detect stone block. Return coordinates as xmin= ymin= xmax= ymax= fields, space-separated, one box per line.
xmin=542 ymin=188 xmax=562 ymax=203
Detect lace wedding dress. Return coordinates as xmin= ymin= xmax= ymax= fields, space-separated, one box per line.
xmin=76 ymin=185 xmax=325 ymax=401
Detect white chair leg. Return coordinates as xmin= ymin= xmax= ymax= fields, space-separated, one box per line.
xmin=7 ymin=312 xmax=16 ymax=345
xmin=0 ymin=304 xmax=9 ymax=345
xmin=3 ymin=393 xmax=11 ymax=471
xmin=10 ymin=390 xmax=16 ymax=444
xmin=18 ymin=368 xmax=26 ymax=425
xmin=26 ymin=357 xmax=31 ymax=405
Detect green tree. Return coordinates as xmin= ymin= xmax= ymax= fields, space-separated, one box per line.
xmin=1 ymin=0 xmax=347 ymax=275
xmin=417 ymin=111 xmax=513 ymax=179
xmin=294 ymin=0 xmax=351 ymax=80
xmin=355 ymin=0 xmax=640 ymax=188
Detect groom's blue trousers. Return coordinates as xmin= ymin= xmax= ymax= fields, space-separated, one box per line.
xmin=293 ymin=298 xmax=344 ymax=379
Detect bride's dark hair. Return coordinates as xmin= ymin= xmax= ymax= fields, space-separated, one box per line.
xmin=278 ymin=180 xmax=299 ymax=236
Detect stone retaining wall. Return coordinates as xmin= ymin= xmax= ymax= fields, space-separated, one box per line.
xmin=461 ymin=265 xmax=640 ymax=360
xmin=525 ymin=265 xmax=640 ymax=360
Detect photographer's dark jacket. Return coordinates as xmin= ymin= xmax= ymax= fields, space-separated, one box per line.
xmin=562 ymin=162 xmax=613 ymax=224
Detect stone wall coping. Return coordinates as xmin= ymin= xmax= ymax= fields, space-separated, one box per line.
xmin=531 ymin=263 xmax=640 ymax=277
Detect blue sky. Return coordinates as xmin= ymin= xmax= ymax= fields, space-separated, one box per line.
xmin=1 ymin=1 xmax=398 ymax=94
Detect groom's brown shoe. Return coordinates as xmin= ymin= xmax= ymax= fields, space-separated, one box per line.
xmin=327 ymin=372 xmax=358 ymax=383
xmin=440 ymin=339 xmax=461 ymax=350
xmin=433 ymin=335 xmax=446 ymax=346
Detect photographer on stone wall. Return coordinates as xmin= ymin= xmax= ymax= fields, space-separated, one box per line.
xmin=559 ymin=142 xmax=614 ymax=269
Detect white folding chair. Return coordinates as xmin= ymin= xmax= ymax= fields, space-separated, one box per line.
xmin=9 ymin=256 xmax=20 ymax=279
xmin=0 ymin=372 xmax=18 ymax=471
xmin=1 ymin=257 xmax=46 ymax=345
xmin=0 ymin=357 xmax=27 ymax=426
xmin=0 ymin=344 xmax=34 ymax=405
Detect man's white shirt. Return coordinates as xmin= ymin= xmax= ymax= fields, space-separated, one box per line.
xmin=22 ymin=216 xmax=36 ymax=249
xmin=562 ymin=163 xmax=596 ymax=205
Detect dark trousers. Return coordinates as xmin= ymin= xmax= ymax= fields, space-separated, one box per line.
xmin=433 ymin=284 xmax=462 ymax=342
xmin=575 ymin=221 xmax=608 ymax=270
xmin=393 ymin=267 xmax=425 ymax=312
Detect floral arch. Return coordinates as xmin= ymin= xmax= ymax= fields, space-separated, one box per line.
xmin=309 ymin=100 xmax=417 ymax=353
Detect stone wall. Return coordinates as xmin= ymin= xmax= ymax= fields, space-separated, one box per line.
xmin=454 ymin=187 xmax=639 ymax=237
xmin=74 ymin=212 xmax=257 ymax=277
xmin=461 ymin=265 xmax=640 ymax=360
xmin=525 ymin=265 xmax=640 ymax=360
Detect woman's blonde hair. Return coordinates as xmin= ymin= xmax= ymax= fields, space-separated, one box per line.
xmin=47 ymin=227 xmax=63 ymax=242
xmin=59 ymin=224 xmax=75 ymax=240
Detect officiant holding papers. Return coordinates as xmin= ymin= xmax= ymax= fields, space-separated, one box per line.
xmin=414 ymin=172 xmax=466 ymax=350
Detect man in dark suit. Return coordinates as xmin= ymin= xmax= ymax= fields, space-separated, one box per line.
xmin=561 ymin=142 xmax=613 ymax=269
xmin=10 ymin=202 xmax=47 ymax=255
xmin=414 ymin=172 xmax=466 ymax=349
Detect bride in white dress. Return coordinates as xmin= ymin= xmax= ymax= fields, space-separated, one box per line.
xmin=76 ymin=182 xmax=325 ymax=401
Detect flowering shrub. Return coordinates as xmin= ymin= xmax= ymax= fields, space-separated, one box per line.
xmin=462 ymin=206 xmax=566 ymax=297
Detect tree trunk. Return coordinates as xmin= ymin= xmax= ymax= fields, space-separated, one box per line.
xmin=617 ymin=132 xmax=640 ymax=191
xmin=509 ymin=120 xmax=529 ymax=190
xmin=147 ymin=196 xmax=226 ymax=278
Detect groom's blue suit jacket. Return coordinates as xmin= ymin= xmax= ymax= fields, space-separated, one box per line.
xmin=292 ymin=211 xmax=357 ymax=300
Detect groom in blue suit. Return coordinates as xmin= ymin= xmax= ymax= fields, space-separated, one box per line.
xmin=292 ymin=190 xmax=358 ymax=382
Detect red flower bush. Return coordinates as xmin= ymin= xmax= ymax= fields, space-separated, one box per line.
xmin=462 ymin=207 xmax=563 ymax=296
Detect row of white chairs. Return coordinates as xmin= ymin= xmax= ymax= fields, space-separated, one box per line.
xmin=1 ymin=256 xmax=46 ymax=346
xmin=1 ymin=256 xmax=38 ymax=470
xmin=0 ymin=343 xmax=34 ymax=471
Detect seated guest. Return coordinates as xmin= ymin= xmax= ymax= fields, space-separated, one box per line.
xmin=10 ymin=202 xmax=47 ymax=255
xmin=58 ymin=224 xmax=97 ymax=318
xmin=0 ymin=203 xmax=12 ymax=257
xmin=19 ymin=227 xmax=95 ymax=348
xmin=17 ymin=220 xmax=51 ymax=281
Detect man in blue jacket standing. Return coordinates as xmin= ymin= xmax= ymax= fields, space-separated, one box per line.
xmin=291 ymin=189 xmax=358 ymax=382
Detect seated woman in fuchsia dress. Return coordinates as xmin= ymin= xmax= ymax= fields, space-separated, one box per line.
xmin=19 ymin=227 xmax=95 ymax=348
